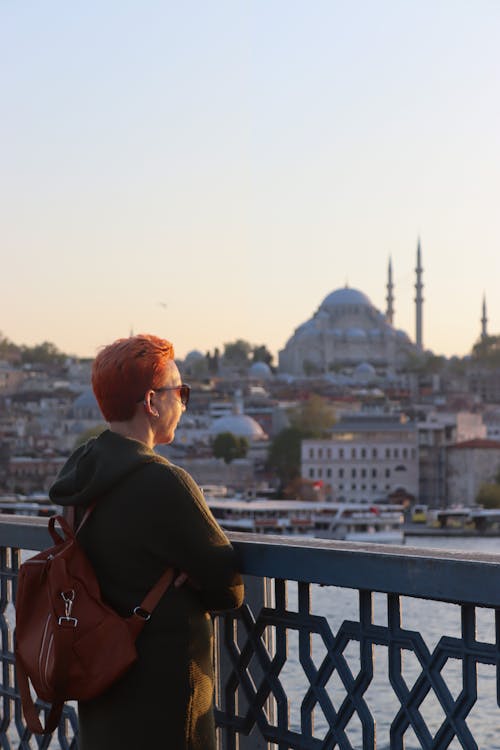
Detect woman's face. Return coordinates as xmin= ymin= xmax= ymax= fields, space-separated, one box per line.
xmin=151 ymin=361 xmax=186 ymax=445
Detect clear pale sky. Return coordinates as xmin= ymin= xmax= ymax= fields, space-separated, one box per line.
xmin=1 ymin=1 xmax=499 ymax=362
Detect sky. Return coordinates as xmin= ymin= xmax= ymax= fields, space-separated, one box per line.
xmin=1 ymin=1 xmax=499 ymax=363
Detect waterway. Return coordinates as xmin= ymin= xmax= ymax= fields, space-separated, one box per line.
xmin=279 ymin=535 xmax=500 ymax=749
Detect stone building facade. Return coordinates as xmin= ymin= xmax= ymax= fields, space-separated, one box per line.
xmin=301 ymin=414 xmax=419 ymax=503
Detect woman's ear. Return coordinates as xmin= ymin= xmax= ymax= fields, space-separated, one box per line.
xmin=143 ymin=391 xmax=159 ymax=418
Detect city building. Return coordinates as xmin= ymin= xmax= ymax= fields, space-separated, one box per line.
xmin=447 ymin=439 xmax=500 ymax=506
xmin=417 ymin=412 xmax=486 ymax=507
xmin=301 ymin=413 xmax=419 ymax=503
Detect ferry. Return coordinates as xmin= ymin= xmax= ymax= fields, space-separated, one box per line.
xmin=207 ymin=498 xmax=405 ymax=544
xmin=0 ymin=495 xmax=59 ymax=517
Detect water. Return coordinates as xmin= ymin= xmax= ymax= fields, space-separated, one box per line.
xmin=277 ymin=536 xmax=500 ymax=749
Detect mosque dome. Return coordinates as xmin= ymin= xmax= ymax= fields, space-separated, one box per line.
xmin=184 ymin=350 xmax=204 ymax=364
xmin=346 ymin=327 xmax=367 ymax=340
xmin=71 ymin=388 xmax=101 ymax=420
xmin=354 ymin=362 xmax=377 ymax=378
xmin=320 ymin=287 xmax=373 ymax=309
xmin=248 ymin=361 xmax=273 ymax=379
xmin=209 ymin=414 xmax=267 ymax=441
xmin=278 ymin=249 xmax=425 ymax=376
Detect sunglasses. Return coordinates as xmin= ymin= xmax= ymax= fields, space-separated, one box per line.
xmin=154 ymin=383 xmax=191 ymax=407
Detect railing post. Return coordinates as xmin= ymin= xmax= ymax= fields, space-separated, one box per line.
xmin=216 ymin=574 xmax=275 ymax=750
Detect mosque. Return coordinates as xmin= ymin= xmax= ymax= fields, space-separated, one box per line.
xmin=278 ymin=241 xmax=426 ymax=377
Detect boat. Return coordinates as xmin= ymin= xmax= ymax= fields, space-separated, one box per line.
xmin=0 ymin=495 xmax=60 ymax=517
xmin=206 ymin=497 xmax=405 ymax=544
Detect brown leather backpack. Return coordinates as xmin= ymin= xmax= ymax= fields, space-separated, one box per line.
xmin=15 ymin=510 xmax=174 ymax=735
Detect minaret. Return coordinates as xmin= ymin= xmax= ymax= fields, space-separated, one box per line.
xmin=415 ymin=239 xmax=424 ymax=350
xmin=481 ymin=294 xmax=488 ymax=341
xmin=385 ymin=257 xmax=394 ymax=325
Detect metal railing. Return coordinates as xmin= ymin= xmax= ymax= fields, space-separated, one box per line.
xmin=1 ymin=517 xmax=500 ymax=749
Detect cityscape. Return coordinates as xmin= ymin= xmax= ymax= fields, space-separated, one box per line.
xmin=2 ymin=4 xmax=500 ymax=745
xmin=2 ymin=239 xmax=500 ymax=534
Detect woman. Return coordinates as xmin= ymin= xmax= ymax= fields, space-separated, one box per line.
xmin=49 ymin=334 xmax=244 ymax=750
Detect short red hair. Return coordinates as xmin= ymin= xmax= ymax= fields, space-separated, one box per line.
xmin=92 ymin=334 xmax=175 ymax=422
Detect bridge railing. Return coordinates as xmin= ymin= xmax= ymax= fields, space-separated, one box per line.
xmin=1 ymin=517 xmax=500 ymax=749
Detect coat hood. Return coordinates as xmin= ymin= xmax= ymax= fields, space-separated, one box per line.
xmin=49 ymin=430 xmax=160 ymax=507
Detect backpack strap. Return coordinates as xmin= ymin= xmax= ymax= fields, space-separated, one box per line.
xmin=126 ymin=567 xmax=176 ymax=638
xmin=16 ymin=657 xmax=64 ymax=735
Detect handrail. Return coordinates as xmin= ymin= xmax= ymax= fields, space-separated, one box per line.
xmin=3 ymin=517 xmax=500 ymax=749
xmin=2 ymin=517 xmax=500 ymax=606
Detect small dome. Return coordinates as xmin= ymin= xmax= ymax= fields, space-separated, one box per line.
xmin=296 ymin=320 xmax=319 ymax=338
xmin=209 ymin=414 xmax=267 ymax=441
xmin=321 ymin=287 xmax=372 ymax=309
xmin=355 ymin=362 xmax=376 ymax=376
xmin=369 ymin=328 xmax=382 ymax=338
xmin=184 ymin=350 xmax=204 ymax=363
xmin=396 ymin=329 xmax=411 ymax=342
xmin=248 ymin=361 xmax=273 ymax=379
xmin=71 ymin=388 xmax=102 ymax=419
xmin=73 ymin=388 xmax=99 ymax=410
xmin=346 ymin=327 xmax=367 ymax=340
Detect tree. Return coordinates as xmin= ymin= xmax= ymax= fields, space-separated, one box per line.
xmin=223 ymin=340 xmax=252 ymax=368
xmin=252 ymin=345 xmax=273 ymax=367
xmin=476 ymin=482 xmax=500 ymax=509
xmin=288 ymin=395 xmax=336 ymax=437
xmin=471 ymin=335 xmax=500 ymax=367
xmin=21 ymin=341 xmax=66 ymax=367
xmin=267 ymin=427 xmax=309 ymax=485
xmin=73 ymin=424 xmax=107 ymax=449
xmin=0 ymin=332 xmax=20 ymax=361
xmin=213 ymin=432 xmax=249 ymax=464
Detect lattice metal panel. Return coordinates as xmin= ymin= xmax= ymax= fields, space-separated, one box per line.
xmin=215 ymin=579 xmax=500 ymax=750
xmin=0 ymin=546 xmax=78 ymax=749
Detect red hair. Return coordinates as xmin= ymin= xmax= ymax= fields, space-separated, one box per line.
xmin=92 ymin=334 xmax=175 ymax=422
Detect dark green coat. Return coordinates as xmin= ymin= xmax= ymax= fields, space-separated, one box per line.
xmin=50 ymin=430 xmax=244 ymax=750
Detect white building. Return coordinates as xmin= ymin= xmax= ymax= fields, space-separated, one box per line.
xmin=301 ymin=413 xmax=419 ymax=503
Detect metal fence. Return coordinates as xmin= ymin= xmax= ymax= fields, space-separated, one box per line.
xmin=1 ymin=517 xmax=500 ymax=749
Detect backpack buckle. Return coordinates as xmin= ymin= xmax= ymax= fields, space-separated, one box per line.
xmin=58 ymin=616 xmax=78 ymax=627
xmin=133 ymin=606 xmax=151 ymax=621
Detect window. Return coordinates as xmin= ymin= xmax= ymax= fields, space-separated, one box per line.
xmin=385 ymin=468 xmax=390 ymax=478
xmin=371 ymin=484 xmax=377 ymax=490
xmin=372 ymin=448 xmax=378 ymax=459
xmin=351 ymin=468 xmax=357 ymax=478
xmin=361 ymin=468 xmax=366 ymax=478
xmin=309 ymin=468 xmax=314 ymax=478
xmin=326 ymin=468 xmax=332 ymax=478
xmin=351 ymin=483 xmax=356 ymax=490
xmin=339 ymin=468 xmax=344 ymax=478
xmin=327 ymin=448 xmax=331 ymax=459
xmin=318 ymin=448 xmax=323 ymax=459
xmin=361 ymin=448 xmax=366 ymax=458
xmin=318 ymin=468 xmax=323 ymax=478
xmin=394 ymin=448 xmax=399 ymax=459
xmin=351 ymin=448 xmax=357 ymax=459
xmin=372 ymin=468 xmax=377 ymax=478
xmin=309 ymin=448 xmax=314 ymax=459
xmin=402 ymin=448 xmax=408 ymax=459
xmin=339 ymin=448 xmax=344 ymax=459
xmin=386 ymin=448 xmax=390 ymax=459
